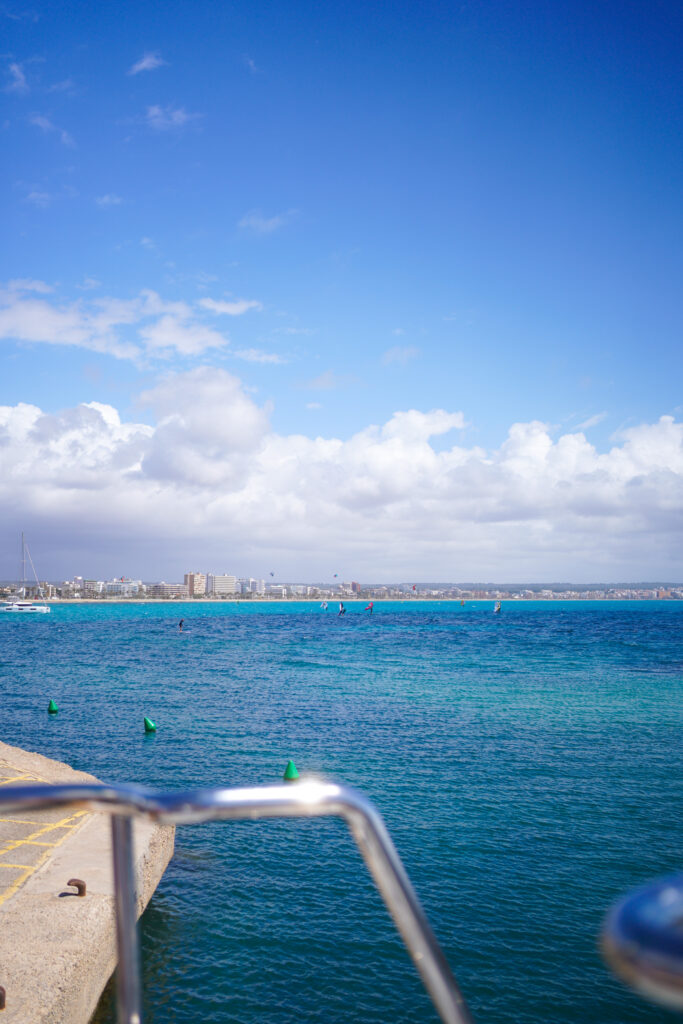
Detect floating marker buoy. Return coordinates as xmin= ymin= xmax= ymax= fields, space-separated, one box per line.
xmin=144 ymin=717 xmax=157 ymax=733
xmin=283 ymin=760 xmax=299 ymax=782
xmin=48 ymin=699 xmax=58 ymax=714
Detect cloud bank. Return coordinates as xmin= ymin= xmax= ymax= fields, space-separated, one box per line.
xmin=1 ymin=369 xmax=681 ymax=580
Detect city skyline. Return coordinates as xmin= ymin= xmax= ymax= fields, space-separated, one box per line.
xmin=2 ymin=2 xmax=682 ymax=581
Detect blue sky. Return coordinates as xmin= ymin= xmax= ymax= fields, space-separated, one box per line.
xmin=1 ymin=1 xmax=682 ymax=581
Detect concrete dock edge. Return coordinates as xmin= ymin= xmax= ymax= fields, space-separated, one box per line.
xmin=0 ymin=740 xmax=175 ymax=1023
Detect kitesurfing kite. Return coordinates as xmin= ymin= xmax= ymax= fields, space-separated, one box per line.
xmin=365 ymin=602 xmax=373 ymax=614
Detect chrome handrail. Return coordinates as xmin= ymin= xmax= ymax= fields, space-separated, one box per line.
xmin=0 ymin=780 xmax=474 ymax=1024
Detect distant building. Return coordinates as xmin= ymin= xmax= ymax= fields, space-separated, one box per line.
xmin=148 ymin=582 xmax=189 ymax=599
xmin=207 ymin=573 xmax=238 ymax=596
xmin=184 ymin=572 xmax=207 ymax=597
xmin=238 ymin=577 xmax=265 ymax=595
xmin=104 ymin=578 xmax=142 ymax=597
xmin=351 ymin=581 xmax=361 ymax=594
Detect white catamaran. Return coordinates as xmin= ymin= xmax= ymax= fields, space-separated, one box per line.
xmin=1 ymin=533 xmax=50 ymax=613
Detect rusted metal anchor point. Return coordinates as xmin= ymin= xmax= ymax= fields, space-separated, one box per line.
xmin=67 ymin=878 xmax=86 ymax=897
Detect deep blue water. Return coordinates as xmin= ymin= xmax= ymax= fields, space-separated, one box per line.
xmin=1 ymin=600 xmax=682 ymax=1023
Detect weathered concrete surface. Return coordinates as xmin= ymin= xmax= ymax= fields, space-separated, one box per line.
xmin=0 ymin=740 xmax=174 ymax=1023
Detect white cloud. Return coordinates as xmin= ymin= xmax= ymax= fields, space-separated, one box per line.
xmin=47 ymin=78 xmax=76 ymax=94
xmin=244 ymin=55 xmax=261 ymax=74
xmin=382 ymin=345 xmax=419 ymax=365
xmin=128 ymin=52 xmax=167 ymax=75
xmin=575 ymin=412 xmax=608 ymax=431
xmin=304 ymin=370 xmax=353 ymax=390
xmin=5 ymin=62 xmax=28 ymax=94
xmin=6 ymin=278 xmax=53 ymax=293
xmin=145 ymin=105 xmax=201 ymax=130
xmin=138 ymin=314 xmax=227 ymax=356
xmin=24 ymin=190 xmax=51 ymax=207
xmin=198 ymin=297 xmax=261 ymax=316
xmin=238 ymin=209 xmax=296 ymax=234
xmin=233 ymin=348 xmax=286 ymax=364
xmin=95 ymin=193 xmax=123 ymax=207
xmin=28 ymin=113 xmax=74 ymax=146
xmin=0 ymin=286 xmax=233 ymax=360
xmin=0 ymin=387 xmax=680 ymax=579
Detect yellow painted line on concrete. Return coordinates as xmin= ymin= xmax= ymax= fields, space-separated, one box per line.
xmin=17 ymin=840 xmax=59 ymax=848
xmin=0 ymin=804 xmax=88 ymax=907
xmin=0 ymin=867 xmax=35 ymax=905
xmin=0 ymin=818 xmax=46 ymax=826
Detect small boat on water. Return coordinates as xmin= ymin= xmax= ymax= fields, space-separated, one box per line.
xmin=1 ymin=534 xmax=50 ymax=614
xmin=2 ymin=599 xmax=50 ymax=614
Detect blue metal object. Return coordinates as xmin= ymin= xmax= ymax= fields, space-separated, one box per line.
xmin=602 ymin=872 xmax=683 ymax=1011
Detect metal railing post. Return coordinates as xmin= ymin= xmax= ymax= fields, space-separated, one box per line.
xmin=111 ymin=815 xmax=143 ymax=1024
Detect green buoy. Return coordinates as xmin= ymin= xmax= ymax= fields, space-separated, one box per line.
xmin=283 ymin=759 xmax=299 ymax=782
xmin=144 ymin=716 xmax=157 ymax=733
xmin=47 ymin=699 xmax=59 ymax=714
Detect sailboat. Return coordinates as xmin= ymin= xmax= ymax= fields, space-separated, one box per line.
xmin=1 ymin=534 xmax=50 ymax=614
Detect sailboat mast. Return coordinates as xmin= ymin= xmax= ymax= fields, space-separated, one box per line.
xmin=21 ymin=532 xmax=25 ymax=590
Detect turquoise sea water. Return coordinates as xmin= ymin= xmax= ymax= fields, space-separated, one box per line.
xmin=1 ymin=600 xmax=682 ymax=1023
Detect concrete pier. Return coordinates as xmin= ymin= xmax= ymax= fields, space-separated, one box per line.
xmin=0 ymin=740 xmax=174 ymax=1023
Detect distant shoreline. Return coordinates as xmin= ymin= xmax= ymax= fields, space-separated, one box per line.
xmin=26 ymin=596 xmax=682 ymax=604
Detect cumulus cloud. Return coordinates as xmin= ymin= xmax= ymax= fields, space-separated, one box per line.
xmin=0 ymin=381 xmax=680 ymax=580
xmin=128 ymin=52 xmax=167 ymax=75
xmin=138 ymin=314 xmax=226 ymax=356
xmin=0 ymin=286 xmax=232 ymax=360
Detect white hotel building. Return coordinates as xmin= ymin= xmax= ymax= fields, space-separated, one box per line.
xmin=207 ymin=573 xmax=239 ymax=596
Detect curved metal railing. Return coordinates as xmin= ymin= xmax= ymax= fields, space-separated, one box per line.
xmin=1 ymin=779 xmax=679 ymax=1023
xmin=0 ymin=780 xmax=474 ymax=1024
